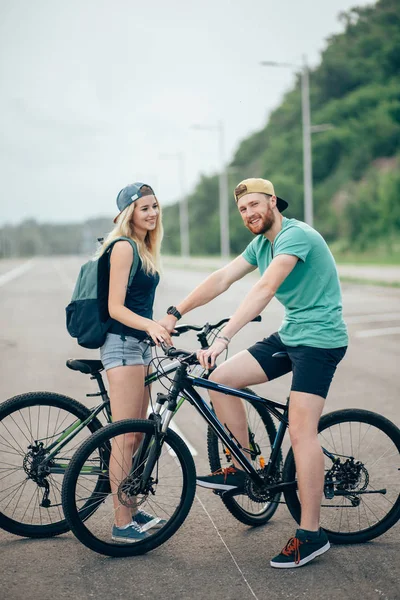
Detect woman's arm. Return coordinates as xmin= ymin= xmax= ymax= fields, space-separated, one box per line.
xmin=108 ymin=241 xmax=172 ymax=346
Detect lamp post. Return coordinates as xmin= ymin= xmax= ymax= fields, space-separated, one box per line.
xmin=159 ymin=152 xmax=190 ymax=257
xmin=191 ymin=121 xmax=230 ymax=258
xmin=260 ymin=56 xmax=316 ymax=226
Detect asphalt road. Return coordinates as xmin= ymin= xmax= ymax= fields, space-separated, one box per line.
xmin=0 ymin=256 xmax=399 ymax=600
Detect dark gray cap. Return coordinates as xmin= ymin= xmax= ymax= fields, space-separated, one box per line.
xmin=114 ymin=182 xmax=154 ymax=222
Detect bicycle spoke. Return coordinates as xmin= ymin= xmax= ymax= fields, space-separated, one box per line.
xmin=65 ymin=422 xmax=193 ymax=553
xmin=0 ymin=399 xmax=101 ymax=531
xmin=315 ymin=417 xmax=400 ymax=537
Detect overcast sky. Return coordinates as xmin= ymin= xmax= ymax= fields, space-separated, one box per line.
xmin=0 ymin=0 xmax=374 ymax=225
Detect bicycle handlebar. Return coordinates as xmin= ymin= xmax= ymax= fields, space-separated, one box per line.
xmin=172 ymin=314 xmax=261 ymax=336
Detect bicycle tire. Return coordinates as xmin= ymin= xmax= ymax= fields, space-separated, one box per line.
xmin=62 ymin=419 xmax=196 ymax=557
xmin=283 ymin=408 xmax=400 ymax=544
xmin=0 ymin=391 xmax=105 ymax=538
xmin=207 ymin=389 xmax=282 ymax=526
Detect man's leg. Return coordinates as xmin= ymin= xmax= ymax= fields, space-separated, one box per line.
xmin=270 ymin=390 xmax=330 ymax=568
xmin=288 ymin=391 xmax=325 ymax=531
xmin=208 ymin=349 xmax=269 ymax=463
xmin=196 ymin=350 xmax=268 ymax=490
xmin=270 ymin=344 xmax=347 ymax=568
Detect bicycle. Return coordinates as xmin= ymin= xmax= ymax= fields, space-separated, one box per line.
xmin=61 ymin=342 xmax=400 ymax=557
xmin=0 ymin=316 xmax=262 ymax=538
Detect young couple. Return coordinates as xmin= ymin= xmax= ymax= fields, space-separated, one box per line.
xmin=99 ymin=178 xmax=347 ymax=568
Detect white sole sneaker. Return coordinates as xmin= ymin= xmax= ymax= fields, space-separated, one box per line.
xmin=139 ymin=518 xmax=162 ymax=532
xmin=196 ymin=479 xmax=239 ymax=491
xmin=270 ymin=541 xmax=330 ymax=568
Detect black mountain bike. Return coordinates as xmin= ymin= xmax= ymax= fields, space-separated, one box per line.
xmin=62 ymin=342 xmax=400 ymax=557
xmin=0 ymin=317 xmax=261 ymax=538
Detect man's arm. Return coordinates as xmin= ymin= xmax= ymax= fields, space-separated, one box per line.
xmin=159 ymin=256 xmax=256 ymax=330
xmin=197 ymin=254 xmax=298 ymax=368
xmin=222 ymin=254 xmax=298 ymax=339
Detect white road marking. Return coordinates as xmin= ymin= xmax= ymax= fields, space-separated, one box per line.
xmin=346 ymin=313 xmax=400 ymax=324
xmin=195 ymin=494 xmax=259 ymax=600
xmin=355 ymin=327 xmax=400 ymax=339
xmin=0 ymin=259 xmax=35 ymax=287
xmin=52 ymin=260 xmax=75 ymax=290
xmin=146 ymin=409 xmax=198 ymax=456
xmin=168 ymin=420 xmax=198 ymax=456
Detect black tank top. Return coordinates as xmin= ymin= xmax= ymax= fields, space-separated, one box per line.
xmin=108 ymin=258 xmax=160 ymax=340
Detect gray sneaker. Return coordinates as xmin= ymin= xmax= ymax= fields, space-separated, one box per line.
xmin=112 ymin=521 xmax=149 ymax=543
xmin=134 ymin=510 xmax=167 ymax=532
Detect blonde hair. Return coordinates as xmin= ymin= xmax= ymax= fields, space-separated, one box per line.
xmin=97 ymin=190 xmax=163 ymax=275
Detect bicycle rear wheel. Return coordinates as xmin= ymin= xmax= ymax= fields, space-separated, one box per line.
xmin=207 ymin=390 xmax=282 ymax=526
xmin=0 ymin=392 xmax=105 ymax=538
xmin=283 ymin=409 xmax=400 ymax=544
xmin=62 ymin=419 xmax=196 ymax=557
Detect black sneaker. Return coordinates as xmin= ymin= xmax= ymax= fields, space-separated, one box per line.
xmin=196 ymin=467 xmax=247 ymax=491
xmin=270 ymin=528 xmax=330 ymax=568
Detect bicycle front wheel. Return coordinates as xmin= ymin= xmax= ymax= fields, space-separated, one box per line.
xmin=283 ymin=409 xmax=400 ymax=544
xmin=207 ymin=390 xmax=282 ymax=526
xmin=0 ymin=391 xmax=105 ymax=538
xmin=62 ymin=419 xmax=196 ymax=557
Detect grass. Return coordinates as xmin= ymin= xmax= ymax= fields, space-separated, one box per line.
xmin=339 ymin=276 xmax=400 ymax=288
xmin=329 ymin=240 xmax=400 ymax=266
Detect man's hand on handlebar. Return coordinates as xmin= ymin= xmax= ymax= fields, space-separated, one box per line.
xmin=197 ymin=338 xmax=228 ymax=370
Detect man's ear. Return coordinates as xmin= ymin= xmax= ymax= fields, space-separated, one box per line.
xmin=270 ymin=195 xmax=277 ymax=209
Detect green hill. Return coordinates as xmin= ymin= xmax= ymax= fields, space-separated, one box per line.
xmin=162 ymin=0 xmax=400 ymax=257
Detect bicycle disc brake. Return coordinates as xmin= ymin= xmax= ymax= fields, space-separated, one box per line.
xmin=244 ymin=470 xmax=281 ymax=503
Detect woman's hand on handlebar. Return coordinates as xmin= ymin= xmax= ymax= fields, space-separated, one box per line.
xmin=197 ymin=338 xmax=228 ymax=370
xmin=146 ymin=321 xmax=173 ymax=347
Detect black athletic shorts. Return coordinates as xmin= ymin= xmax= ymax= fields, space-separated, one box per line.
xmin=247 ymin=332 xmax=347 ymax=399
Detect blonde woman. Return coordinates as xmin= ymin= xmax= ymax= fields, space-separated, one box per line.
xmin=99 ymin=182 xmax=172 ymax=543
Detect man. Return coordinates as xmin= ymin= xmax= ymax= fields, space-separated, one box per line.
xmin=159 ymin=178 xmax=348 ymax=568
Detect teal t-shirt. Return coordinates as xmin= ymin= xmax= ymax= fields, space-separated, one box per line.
xmin=242 ymin=217 xmax=348 ymax=348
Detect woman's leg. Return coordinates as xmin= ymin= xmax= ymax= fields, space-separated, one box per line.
xmin=107 ymin=365 xmax=146 ymax=527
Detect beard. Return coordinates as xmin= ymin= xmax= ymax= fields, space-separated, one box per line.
xmin=246 ymin=208 xmax=275 ymax=235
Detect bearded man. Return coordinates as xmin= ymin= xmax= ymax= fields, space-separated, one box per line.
xmin=159 ymin=178 xmax=348 ymax=568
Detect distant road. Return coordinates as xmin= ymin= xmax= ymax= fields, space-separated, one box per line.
xmin=162 ymin=255 xmax=400 ymax=285
xmin=0 ymin=257 xmax=399 ymax=600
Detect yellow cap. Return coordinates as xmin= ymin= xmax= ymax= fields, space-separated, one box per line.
xmin=234 ymin=178 xmax=288 ymax=212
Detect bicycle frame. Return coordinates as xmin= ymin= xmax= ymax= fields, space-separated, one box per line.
xmin=42 ymin=359 xmax=182 ymax=470
xmin=150 ymin=367 xmax=338 ymax=494
xmin=177 ymin=375 xmax=289 ymax=488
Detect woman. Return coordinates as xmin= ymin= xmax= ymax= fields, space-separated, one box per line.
xmin=98 ymin=182 xmax=172 ymax=543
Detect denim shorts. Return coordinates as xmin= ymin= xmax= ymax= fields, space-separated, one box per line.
xmin=100 ymin=333 xmax=152 ymax=370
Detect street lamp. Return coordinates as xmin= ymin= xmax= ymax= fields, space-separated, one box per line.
xmin=260 ymin=56 xmax=333 ymax=227
xmin=191 ymin=121 xmax=230 ymax=258
xmin=159 ymin=152 xmax=190 ymax=257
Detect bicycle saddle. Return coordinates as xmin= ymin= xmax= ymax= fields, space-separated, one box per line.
xmin=66 ymin=359 xmax=104 ymax=375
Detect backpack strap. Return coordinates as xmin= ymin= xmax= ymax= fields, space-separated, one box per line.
xmin=106 ymin=236 xmax=140 ymax=288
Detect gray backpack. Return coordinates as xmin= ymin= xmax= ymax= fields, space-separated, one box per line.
xmin=66 ymin=237 xmax=139 ymax=349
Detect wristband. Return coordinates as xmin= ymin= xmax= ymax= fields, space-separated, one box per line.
xmin=166 ymin=306 xmax=182 ymax=320
xmin=216 ymin=335 xmax=231 ymax=344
